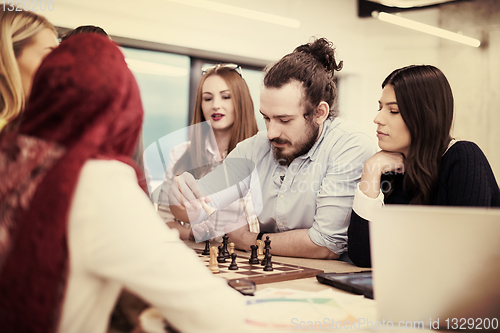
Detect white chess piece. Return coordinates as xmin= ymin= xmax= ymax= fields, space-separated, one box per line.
xmin=257 ymin=239 xmax=264 ymax=260
xmin=208 ymin=246 xmax=219 ymax=274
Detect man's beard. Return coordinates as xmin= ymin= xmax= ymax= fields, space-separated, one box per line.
xmin=271 ymin=120 xmax=320 ymax=166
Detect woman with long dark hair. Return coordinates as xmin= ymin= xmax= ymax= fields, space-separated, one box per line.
xmin=348 ymin=65 xmax=500 ymax=267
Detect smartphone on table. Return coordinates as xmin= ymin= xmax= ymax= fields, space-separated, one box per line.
xmin=316 ymin=271 xmax=373 ymax=299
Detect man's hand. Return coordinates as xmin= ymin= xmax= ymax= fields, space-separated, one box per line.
xmin=168 ymin=172 xmax=205 ymax=204
xmin=226 ymin=222 xmax=257 ymax=252
xmin=227 ymin=226 xmax=338 ymax=259
xmin=169 ymin=172 xmax=211 ymax=223
xmin=192 ymin=220 xmax=216 ymax=242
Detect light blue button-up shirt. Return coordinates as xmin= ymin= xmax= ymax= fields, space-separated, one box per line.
xmin=197 ymin=117 xmax=376 ymax=255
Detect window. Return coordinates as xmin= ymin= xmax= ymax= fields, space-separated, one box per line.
xmin=121 ymin=47 xmax=191 ymax=148
xmin=242 ymin=67 xmax=265 ymax=131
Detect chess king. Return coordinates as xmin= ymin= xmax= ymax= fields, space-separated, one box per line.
xmin=169 ymin=37 xmax=375 ymax=259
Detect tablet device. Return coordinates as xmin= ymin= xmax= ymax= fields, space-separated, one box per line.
xmin=316 ymin=271 xmax=373 ymax=299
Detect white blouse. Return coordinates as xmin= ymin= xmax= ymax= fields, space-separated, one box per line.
xmin=59 ymin=159 xmax=245 ymax=333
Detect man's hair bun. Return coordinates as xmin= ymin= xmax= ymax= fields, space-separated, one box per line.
xmin=263 ymin=37 xmax=343 ymax=119
xmin=294 ymin=37 xmax=343 ymax=73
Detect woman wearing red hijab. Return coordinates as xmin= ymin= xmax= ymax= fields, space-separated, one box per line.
xmin=0 ymin=34 xmax=244 ymax=333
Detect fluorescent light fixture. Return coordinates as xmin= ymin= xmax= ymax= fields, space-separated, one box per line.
xmin=125 ymin=58 xmax=189 ymax=77
xmin=375 ymin=11 xmax=481 ymax=47
xmin=165 ymin=0 xmax=300 ymax=28
xmin=369 ymin=0 xmax=455 ymax=8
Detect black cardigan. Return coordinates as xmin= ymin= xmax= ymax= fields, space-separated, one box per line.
xmin=347 ymin=141 xmax=500 ymax=267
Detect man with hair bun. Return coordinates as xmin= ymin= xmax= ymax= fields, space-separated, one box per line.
xmin=171 ymin=37 xmax=375 ymax=259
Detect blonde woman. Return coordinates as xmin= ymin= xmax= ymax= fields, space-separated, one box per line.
xmin=0 ymin=9 xmax=58 ymax=132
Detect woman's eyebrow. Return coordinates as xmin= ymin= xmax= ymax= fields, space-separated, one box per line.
xmin=379 ymin=100 xmax=398 ymax=106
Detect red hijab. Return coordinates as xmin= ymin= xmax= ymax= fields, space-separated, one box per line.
xmin=0 ymin=34 xmax=144 ymax=332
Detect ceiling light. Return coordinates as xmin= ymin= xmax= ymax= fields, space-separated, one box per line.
xmin=165 ymin=0 xmax=300 ymax=28
xmin=368 ymin=0 xmax=455 ymax=8
xmin=374 ymin=11 xmax=481 ymax=47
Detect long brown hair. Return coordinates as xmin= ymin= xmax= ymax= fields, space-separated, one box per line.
xmin=173 ymin=66 xmax=258 ymax=178
xmin=383 ymin=65 xmax=454 ymax=204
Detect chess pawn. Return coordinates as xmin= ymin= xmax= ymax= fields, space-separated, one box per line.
xmin=229 ymin=242 xmax=235 ymax=256
xmin=208 ymin=246 xmax=219 ymax=274
xmin=228 ymin=253 xmax=238 ymax=270
xmin=256 ymin=239 xmax=264 ymax=260
xmin=263 ymin=252 xmax=273 ymax=271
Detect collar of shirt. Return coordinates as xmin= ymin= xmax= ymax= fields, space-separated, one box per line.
xmin=204 ymin=137 xmax=227 ymax=162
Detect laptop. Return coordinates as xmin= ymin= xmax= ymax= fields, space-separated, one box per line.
xmin=370 ymin=205 xmax=500 ymax=329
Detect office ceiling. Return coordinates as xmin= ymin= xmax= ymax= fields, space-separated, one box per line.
xmin=45 ymin=1 xmax=448 ymax=66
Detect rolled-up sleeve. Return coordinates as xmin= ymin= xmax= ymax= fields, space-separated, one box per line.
xmin=309 ymin=132 xmax=376 ymax=255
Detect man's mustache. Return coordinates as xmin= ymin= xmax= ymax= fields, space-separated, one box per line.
xmin=270 ymin=138 xmax=291 ymax=145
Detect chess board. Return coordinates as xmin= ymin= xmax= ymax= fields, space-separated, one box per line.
xmin=194 ymin=248 xmax=324 ymax=285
